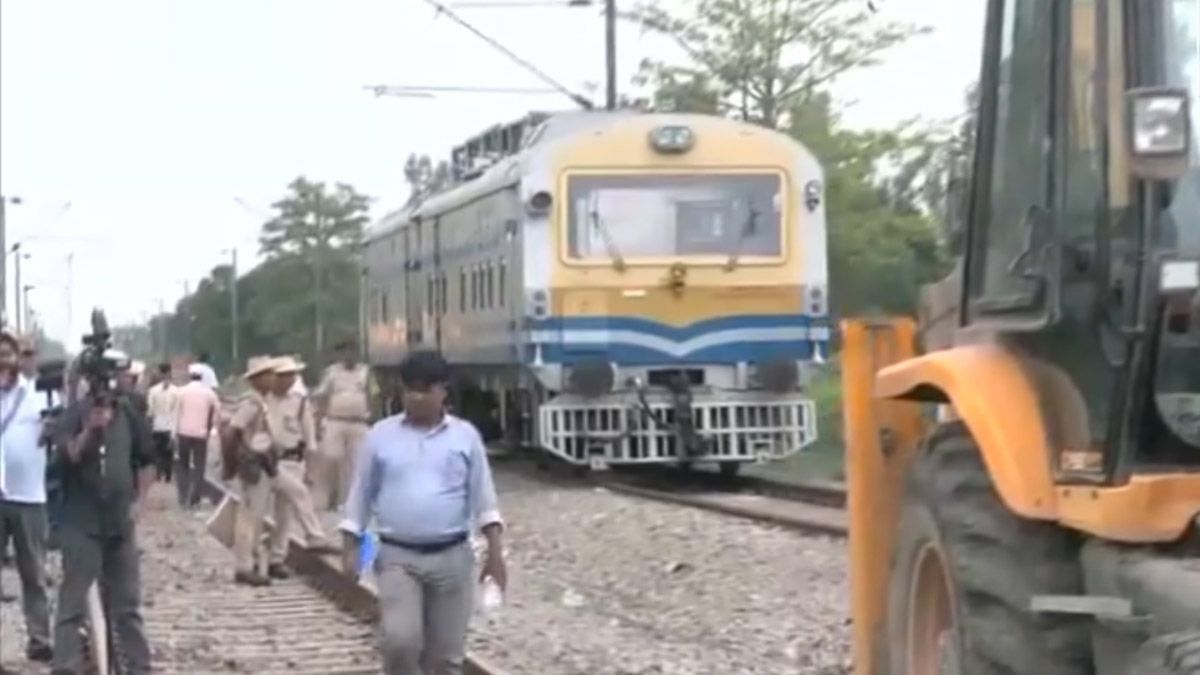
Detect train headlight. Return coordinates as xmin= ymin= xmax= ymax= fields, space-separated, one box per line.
xmin=526 ymin=191 xmax=553 ymax=216
xmin=649 ymin=125 xmax=695 ymax=154
xmin=1127 ymin=87 xmax=1192 ymax=180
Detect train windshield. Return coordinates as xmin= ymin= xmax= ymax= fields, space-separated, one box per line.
xmin=565 ymin=173 xmax=783 ymax=260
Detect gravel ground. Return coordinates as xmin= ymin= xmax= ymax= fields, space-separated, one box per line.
xmin=322 ymin=465 xmax=853 ymax=675
xmin=2 ymin=482 xmax=377 ymax=675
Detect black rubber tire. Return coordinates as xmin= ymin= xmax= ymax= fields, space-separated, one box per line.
xmin=1131 ymin=631 xmax=1200 ymax=675
xmin=886 ymin=422 xmax=1094 ymax=675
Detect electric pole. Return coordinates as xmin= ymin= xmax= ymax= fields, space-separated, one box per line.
xmin=0 ymin=196 xmax=21 ymax=328
xmin=22 ymin=285 xmax=34 ymax=332
xmin=228 ymin=248 xmax=240 ymax=364
xmin=12 ymin=243 xmax=24 ymax=333
xmin=605 ymin=0 xmax=617 ymax=109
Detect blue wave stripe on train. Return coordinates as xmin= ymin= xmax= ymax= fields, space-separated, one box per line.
xmin=523 ymin=314 xmax=830 ymax=365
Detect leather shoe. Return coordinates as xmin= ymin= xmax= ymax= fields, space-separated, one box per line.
xmin=26 ymin=644 xmax=53 ymax=663
xmin=267 ymin=563 xmax=291 ymax=580
xmin=234 ymin=570 xmax=271 ymax=587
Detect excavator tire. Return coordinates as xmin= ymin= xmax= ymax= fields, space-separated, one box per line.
xmin=1130 ymin=631 xmax=1200 ymax=675
xmin=885 ymin=421 xmax=1093 ymax=675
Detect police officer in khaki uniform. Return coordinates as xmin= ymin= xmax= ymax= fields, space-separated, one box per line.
xmin=264 ymin=356 xmax=336 ymax=579
xmin=311 ymin=341 xmax=373 ymax=511
xmin=222 ymin=356 xmax=276 ymax=587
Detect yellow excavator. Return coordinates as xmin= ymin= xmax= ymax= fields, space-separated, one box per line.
xmin=843 ymin=0 xmax=1199 ymax=673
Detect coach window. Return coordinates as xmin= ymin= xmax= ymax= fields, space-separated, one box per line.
xmin=486 ymin=262 xmax=494 ymax=309
xmin=471 ymin=265 xmax=480 ymax=311
xmin=498 ymin=258 xmax=506 ymax=307
xmin=380 ymin=291 xmax=389 ymax=323
xmin=459 ymin=267 xmax=467 ymax=313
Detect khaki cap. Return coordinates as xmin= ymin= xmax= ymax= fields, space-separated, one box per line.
xmin=243 ymin=356 xmax=276 ymax=379
xmin=272 ymin=355 xmax=305 ymax=374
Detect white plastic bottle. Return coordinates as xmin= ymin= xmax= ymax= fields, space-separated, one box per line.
xmin=478 ymin=577 xmax=504 ymax=614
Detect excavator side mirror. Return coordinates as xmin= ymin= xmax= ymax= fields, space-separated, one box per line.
xmin=943 ymin=156 xmax=970 ymax=254
xmin=1126 ymin=86 xmax=1192 ymax=181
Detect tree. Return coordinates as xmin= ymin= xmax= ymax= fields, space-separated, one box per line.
xmin=403 ymin=154 xmax=452 ymax=205
xmin=630 ymin=0 xmax=928 ymax=127
xmin=259 ymin=177 xmax=371 ymax=356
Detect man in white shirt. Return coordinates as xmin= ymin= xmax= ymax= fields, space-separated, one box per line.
xmin=0 ymin=330 xmax=53 ymax=664
xmin=146 ymin=363 xmax=179 ymax=482
xmin=190 ymin=352 xmax=219 ymax=390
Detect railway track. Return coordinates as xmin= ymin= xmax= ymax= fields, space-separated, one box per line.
xmin=492 ymin=452 xmax=849 ymax=536
xmin=194 ymin=476 xmax=506 ymax=675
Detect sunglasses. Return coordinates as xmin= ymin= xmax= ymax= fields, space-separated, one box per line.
xmin=20 ymin=350 xmax=35 ymax=357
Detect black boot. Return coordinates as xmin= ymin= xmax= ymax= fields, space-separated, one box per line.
xmin=267 ymin=563 xmax=291 ymax=580
xmin=234 ymin=570 xmax=271 ymax=587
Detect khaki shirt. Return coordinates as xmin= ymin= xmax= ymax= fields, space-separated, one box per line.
xmin=229 ymin=390 xmax=274 ymax=454
xmin=315 ymin=363 xmax=372 ymax=421
xmin=267 ymin=391 xmax=316 ymax=452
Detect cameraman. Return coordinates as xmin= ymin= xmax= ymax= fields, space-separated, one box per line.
xmin=51 ymin=360 xmax=155 ymax=674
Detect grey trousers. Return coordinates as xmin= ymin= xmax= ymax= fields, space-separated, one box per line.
xmin=376 ymin=541 xmax=475 ymax=675
xmin=176 ymin=434 xmax=208 ymax=508
xmin=52 ymin=527 xmax=151 ymax=674
xmin=0 ymin=500 xmax=51 ymax=650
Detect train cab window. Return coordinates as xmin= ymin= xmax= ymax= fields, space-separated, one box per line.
xmin=566 ymin=173 xmax=782 ymax=259
xmin=498 ymin=258 xmax=506 ymax=307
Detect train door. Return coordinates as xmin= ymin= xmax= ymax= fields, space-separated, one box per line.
xmin=405 ymin=221 xmax=422 ymax=347
xmin=432 ymin=216 xmax=443 ymax=351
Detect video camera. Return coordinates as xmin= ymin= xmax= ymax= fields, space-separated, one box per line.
xmin=75 ymin=308 xmax=130 ymax=406
xmin=36 ymin=359 xmax=66 ymax=420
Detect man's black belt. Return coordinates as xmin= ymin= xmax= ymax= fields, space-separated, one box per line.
xmin=378 ymin=532 xmax=468 ymax=554
xmin=280 ymin=447 xmax=305 ymax=461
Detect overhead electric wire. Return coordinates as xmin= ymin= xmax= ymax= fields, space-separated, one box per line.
xmin=366 ymin=84 xmax=562 ymax=96
xmin=418 ymin=0 xmax=595 ymax=110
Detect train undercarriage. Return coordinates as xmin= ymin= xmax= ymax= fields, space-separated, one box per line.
xmin=373 ymin=364 xmax=819 ymax=473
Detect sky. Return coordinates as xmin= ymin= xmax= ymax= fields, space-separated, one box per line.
xmin=0 ymin=0 xmax=984 ymax=347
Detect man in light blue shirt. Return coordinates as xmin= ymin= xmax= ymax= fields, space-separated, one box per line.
xmin=340 ymin=350 xmax=506 ymax=675
xmin=0 ymin=330 xmax=53 ymax=664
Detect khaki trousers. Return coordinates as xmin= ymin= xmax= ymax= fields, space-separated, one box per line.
xmin=232 ymin=475 xmax=272 ymax=575
xmin=270 ymin=460 xmax=329 ymax=564
xmin=311 ymin=419 xmax=368 ymax=511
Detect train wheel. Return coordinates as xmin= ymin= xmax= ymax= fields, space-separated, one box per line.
xmin=886 ymin=422 xmax=1092 ymax=675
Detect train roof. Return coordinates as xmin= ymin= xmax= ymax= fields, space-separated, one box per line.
xmin=365 ymin=110 xmax=819 ymax=242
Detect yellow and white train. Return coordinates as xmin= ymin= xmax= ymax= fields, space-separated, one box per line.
xmin=365 ymin=110 xmax=829 ymax=473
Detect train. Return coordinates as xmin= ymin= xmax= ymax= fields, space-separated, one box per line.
xmin=364 ymin=109 xmax=830 ymax=473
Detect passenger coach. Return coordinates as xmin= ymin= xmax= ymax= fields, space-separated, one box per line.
xmin=365 ymin=110 xmax=830 ymax=473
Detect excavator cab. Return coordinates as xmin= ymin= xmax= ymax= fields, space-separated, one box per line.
xmin=843 ymin=1 xmax=1199 ymax=673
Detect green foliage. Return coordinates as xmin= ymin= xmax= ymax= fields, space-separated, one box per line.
xmin=126 ymin=177 xmax=371 ymax=381
xmin=630 ymin=0 xmax=960 ymax=318
xmin=629 ymin=0 xmax=928 ymax=127
xmin=260 ymin=177 xmax=370 ymax=258
xmin=404 ymin=154 xmax=452 ymax=205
